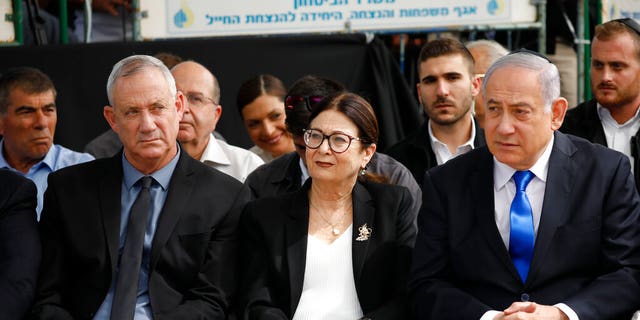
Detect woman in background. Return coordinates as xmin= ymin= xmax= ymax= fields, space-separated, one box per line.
xmin=239 ymin=92 xmax=415 ymax=320
xmin=237 ymin=74 xmax=295 ymax=162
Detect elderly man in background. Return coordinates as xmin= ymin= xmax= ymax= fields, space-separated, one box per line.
xmin=466 ymin=39 xmax=509 ymax=128
xmin=172 ymin=61 xmax=263 ymax=182
xmin=0 ymin=67 xmax=93 ymax=219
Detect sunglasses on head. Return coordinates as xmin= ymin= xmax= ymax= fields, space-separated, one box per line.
xmin=284 ymin=95 xmax=325 ymax=112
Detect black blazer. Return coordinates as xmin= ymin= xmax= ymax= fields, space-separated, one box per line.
xmin=385 ymin=120 xmax=486 ymax=186
xmin=0 ymin=170 xmax=39 ymax=320
xmin=239 ymin=180 xmax=417 ymax=320
xmin=409 ymin=132 xmax=640 ymax=320
xmin=560 ymin=98 xmax=640 ymax=191
xmin=32 ymin=149 xmax=251 ymax=319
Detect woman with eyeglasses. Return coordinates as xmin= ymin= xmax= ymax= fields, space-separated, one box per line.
xmin=236 ymin=74 xmax=295 ymax=162
xmin=238 ymin=92 xmax=416 ymax=320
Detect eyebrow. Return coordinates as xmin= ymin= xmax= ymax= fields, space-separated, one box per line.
xmin=14 ymin=103 xmax=56 ymax=111
xmin=421 ymin=71 xmax=463 ymax=81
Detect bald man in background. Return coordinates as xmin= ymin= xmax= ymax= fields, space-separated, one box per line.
xmin=466 ymin=39 xmax=508 ymax=128
xmin=171 ymin=61 xmax=263 ymax=182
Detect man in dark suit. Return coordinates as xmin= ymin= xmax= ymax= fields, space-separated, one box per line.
xmin=560 ymin=18 xmax=640 ymax=192
xmin=386 ymin=38 xmax=485 ymax=186
xmin=0 ymin=170 xmax=40 ymax=319
xmin=409 ymin=51 xmax=640 ymax=319
xmin=31 ymin=55 xmax=250 ymax=319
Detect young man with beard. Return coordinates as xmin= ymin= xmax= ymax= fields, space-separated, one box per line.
xmin=386 ymin=38 xmax=485 ymax=186
xmin=561 ymin=18 xmax=640 ymax=191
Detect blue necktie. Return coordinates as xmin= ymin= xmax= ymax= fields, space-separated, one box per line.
xmin=509 ymin=170 xmax=535 ymax=283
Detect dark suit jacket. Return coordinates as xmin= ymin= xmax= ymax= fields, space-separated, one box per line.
xmin=409 ymin=132 xmax=640 ymax=320
xmin=560 ymin=98 xmax=640 ymax=191
xmin=239 ymin=181 xmax=416 ymax=320
xmin=32 ymin=149 xmax=251 ymax=319
xmin=0 ymin=170 xmax=40 ymax=320
xmin=385 ymin=120 xmax=486 ymax=186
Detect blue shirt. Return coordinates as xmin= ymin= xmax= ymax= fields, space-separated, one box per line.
xmin=93 ymin=149 xmax=180 ymax=320
xmin=0 ymin=141 xmax=94 ymax=219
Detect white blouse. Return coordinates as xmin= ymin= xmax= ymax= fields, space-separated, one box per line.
xmin=292 ymin=225 xmax=364 ymax=320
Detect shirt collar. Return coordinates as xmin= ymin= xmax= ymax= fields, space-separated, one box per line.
xmin=122 ymin=145 xmax=181 ymax=191
xmin=494 ymin=134 xmax=554 ymax=191
xmin=597 ymin=102 xmax=640 ymax=127
xmin=299 ymin=156 xmax=310 ymax=186
xmin=427 ymin=114 xmax=477 ymax=150
xmin=200 ymin=133 xmax=231 ymax=166
xmin=0 ymin=139 xmax=55 ymax=171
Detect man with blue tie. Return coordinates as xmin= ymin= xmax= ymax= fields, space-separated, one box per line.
xmin=31 ymin=55 xmax=251 ymax=319
xmin=409 ymin=50 xmax=640 ymax=319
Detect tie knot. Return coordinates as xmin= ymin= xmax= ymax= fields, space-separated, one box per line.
xmin=513 ymin=170 xmax=534 ymax=191
xmin=138 ymin=176 xmax=153 ymax=189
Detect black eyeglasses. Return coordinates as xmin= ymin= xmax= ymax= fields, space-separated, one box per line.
xmin=303 ymin=129 xmax=360 ymax=153
xmin=285 ymin=95 xmax=325 ymax=112
xmin=185 ymin=92 xmax=216 ymax=107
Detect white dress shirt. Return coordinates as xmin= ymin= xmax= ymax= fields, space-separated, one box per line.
xmin=201 ymin=134 xmax=264 ymax=182
xmin=293 ymin=225 xmax=364 ymax=320
xmin=480 ymin=135 xmax=579 ymax=320
xmin=597 ymin=103 xmax=640 ymax=174
xmin=428 ymin=115 xmax=477 ymax=165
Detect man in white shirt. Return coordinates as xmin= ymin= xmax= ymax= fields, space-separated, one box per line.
xmin=171 ymin=61 xmax=263 ymax=182
xmin=409 ymin=50 xmax=640 ymax=319
xmin=386 ymin=38 xmax=485 ymax=186
xmin=561 ymin=18 xmax=640 ymax=191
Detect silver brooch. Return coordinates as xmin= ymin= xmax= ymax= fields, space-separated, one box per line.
xmin=356 ymin=223 xmax=372 ymax=241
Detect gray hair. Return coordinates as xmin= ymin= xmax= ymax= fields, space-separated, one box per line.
xmin=465 ymin=39 xmax=509 ymax=66
xmin=106 ymin=55 xmax=177 ymax=106
xmin=482 ymin=52 xmax=560 ymax=112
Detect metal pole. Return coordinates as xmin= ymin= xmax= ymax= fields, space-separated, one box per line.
xmin=576 ymin=0 xmax=589 ymax=102
xmin=58 ymin=0 xmax=68 ymax=43
xmin=535 ymin=0 xmax=547 ymax=54
xmin=13 ymin=0 xmax=23 ymax=44
xmin=132 ymin=0 xmax=140 ymax=41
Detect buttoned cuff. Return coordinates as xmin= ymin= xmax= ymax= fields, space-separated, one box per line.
xmin=480 ymin=310 xmax=501 ymax=320
xmin=555 ymin=303 xmax=579 ymax=320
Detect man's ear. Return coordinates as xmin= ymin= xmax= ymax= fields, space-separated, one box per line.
xmin=175 ymin=91 xmax=186 ymax=119
xmin=212 ymin=104 xmax=222 ymax=130
xmin=104 ymin=106 xmax=117 ymax=132
xmin=550 ymin=97 xmax=568 ymax=131
xmin=471 ymin=74 xmax=481 ymax=97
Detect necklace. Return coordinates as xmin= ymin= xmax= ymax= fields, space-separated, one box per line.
xmin=309 ymin=200 xmax=352 ymax=236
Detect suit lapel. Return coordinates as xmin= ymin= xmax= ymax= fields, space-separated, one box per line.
xmin=286 ymin=186 xmax=310 ymax=316
xmin=586 ymin=100 xmax=607 ymax=145
xmin=473 ymin=148 xmax=520 ymax=279
xmin=526 ymin=132 xmax=576 ymax=285
xmin=351 ymin=182 xmax=374 ymax=284
xmin=99 ymin=154 xmax=125 ymax=273
xmin=149 ymin=151 xmax=194 ymax=269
